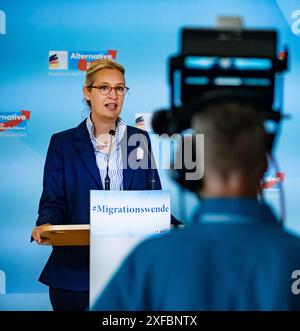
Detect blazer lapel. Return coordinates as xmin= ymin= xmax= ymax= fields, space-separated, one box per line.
xmin=74 ymin=120 xmax=103 ymax=189
xmin=121 ymin=127 xmax=137 ymax=190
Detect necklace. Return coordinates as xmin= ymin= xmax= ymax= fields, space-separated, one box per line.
xmin=94 ymin=135 xmax=116 ymax=151
xmin=92 ymin=125 xmax=117 ymax=150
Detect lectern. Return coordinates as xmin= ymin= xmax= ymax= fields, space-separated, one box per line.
xmin=38 ymin=190 xmax=171 ymax=309
xmin=39 ymin=224 xmax=90 ymax=246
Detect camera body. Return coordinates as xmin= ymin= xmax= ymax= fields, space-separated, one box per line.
xmin=153 ymin=27 xmax=288 ymax=134
xmin=152 ymin=27 xmax=289 ymax=192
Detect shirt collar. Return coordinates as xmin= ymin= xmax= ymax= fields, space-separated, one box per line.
xmin=86 ymin=113 xmax=126 ymax=146
xmin=192 ymin=197 xmax=279 ymax=226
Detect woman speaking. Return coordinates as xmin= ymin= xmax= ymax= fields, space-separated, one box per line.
xmin=31 ymin=59 xmax=162 ymax=311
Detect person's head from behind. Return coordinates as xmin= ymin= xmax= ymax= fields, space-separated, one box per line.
xmin=192 ymin=101 xmax=268 ymax=198
xmin=83 ymin=59 xmax=128 ymax=123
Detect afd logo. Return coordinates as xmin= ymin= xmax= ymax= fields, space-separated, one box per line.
xmin=261 ymin=172 xmax=285 ymax=191
xmin=0 ymin=9 xmax=6 ymax=35
xmin=49 ymin=51 xmax=68 ymax=70
xmin=0 ymin=111 xmax=31 ymax=137
xmin=292 ymin=10 xmax=300 ymax=35
xmin=49 ymin=50 xmax=117 ymax=71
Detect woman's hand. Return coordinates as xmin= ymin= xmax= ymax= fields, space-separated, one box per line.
xmin=32 ymin=223 xmax=51 ymax=244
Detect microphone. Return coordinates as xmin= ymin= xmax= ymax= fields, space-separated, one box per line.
xmin=104 ymin=129 xmax=116 ymax=190
xmin=139 ymin=133 xmax=157 ymax=190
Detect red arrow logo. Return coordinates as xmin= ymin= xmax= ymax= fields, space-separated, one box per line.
xmin=108 ymin=50 xmax=117 ymax=59
xmin=0 ymin=110 xmax=31 ymax=132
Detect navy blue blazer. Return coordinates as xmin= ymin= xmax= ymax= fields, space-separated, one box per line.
xmin=36 ymin=119 xmax=161 ymax=291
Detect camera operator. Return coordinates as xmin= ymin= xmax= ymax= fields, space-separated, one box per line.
xmin=92 ymin=99 xmax=300 ymax=310
xmin=91 ymin=23 xmax=300 ymax=310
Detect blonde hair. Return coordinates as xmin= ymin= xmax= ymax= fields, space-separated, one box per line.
xmin=85 ymin=59 xmax=125 ymax=89
xmin=84 ymin=59 xmax=125 ymax=108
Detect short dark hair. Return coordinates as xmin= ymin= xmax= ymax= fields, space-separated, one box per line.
xmin=192 ymin=101 xmax=267 ymax=177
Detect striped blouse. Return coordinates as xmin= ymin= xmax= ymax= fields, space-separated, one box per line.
xmin=86 ymin=114 xmax=126 ymax=190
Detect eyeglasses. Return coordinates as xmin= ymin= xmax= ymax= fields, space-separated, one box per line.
xmin=88 ymin=84 xmax=129 ymax=96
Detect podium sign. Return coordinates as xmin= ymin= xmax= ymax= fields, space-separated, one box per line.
xmin=90 ymin=190 xmax=171 ymax=307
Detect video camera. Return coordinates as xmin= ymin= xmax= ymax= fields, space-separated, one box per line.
xmin=152 ymin=24 xmax=289 ymax=192
xmin=152 ymin=26 xmax=288 ymax=139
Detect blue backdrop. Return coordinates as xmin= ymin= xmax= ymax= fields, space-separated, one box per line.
xmin=0 ymin=0 xmax=299 ymax=310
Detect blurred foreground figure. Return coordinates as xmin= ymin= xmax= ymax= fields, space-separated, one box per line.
xmin=93 ymin=101 xmax=300 ymax=310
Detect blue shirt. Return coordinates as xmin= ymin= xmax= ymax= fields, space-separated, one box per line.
xmin=92 ymin=198 xmax=300 ymax=311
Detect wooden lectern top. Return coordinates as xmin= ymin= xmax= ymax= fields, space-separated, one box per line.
xmin=39 ymin=224 xmax=90 ymax=246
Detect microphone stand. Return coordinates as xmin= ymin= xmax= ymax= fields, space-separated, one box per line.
xmin=104 ymin=130 xmax=115 ymax=191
